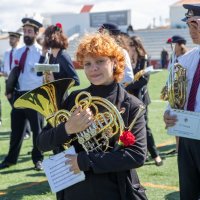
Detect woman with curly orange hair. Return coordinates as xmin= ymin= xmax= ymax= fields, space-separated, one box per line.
xmin=37 ymin=33 xmax=148 ymax=200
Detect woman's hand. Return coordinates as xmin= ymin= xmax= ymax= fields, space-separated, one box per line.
xmin=65 ymin=106 xmax=93 ymax=134
xmin=163 ymin=110 xmax=177 ymax=129
xmin=44 ymin=71 xmax=54 ymax=83
xmin=65 ymin=154 xmax=80 ymax=174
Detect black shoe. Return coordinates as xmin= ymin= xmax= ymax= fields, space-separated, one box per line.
xmin=166 ymin=149 xmax=177 ymax=155
xmin=0 ymin=162 xmax=13 ymax=170
xmin=34 ymin=161 xmax=43 ymax=171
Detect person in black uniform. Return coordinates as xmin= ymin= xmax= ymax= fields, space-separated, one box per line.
xmin=0 ymin=18 xmax=44 ymax=170
xmin=164 ymin=4 xmax=200 ymax=200
xmin=126 ymin=36 xmax=163 ymax=166
xmin=37 ymin=33 xmax=148 ymax=200
xmin=38 ymin=23 xmax=80 ymax=85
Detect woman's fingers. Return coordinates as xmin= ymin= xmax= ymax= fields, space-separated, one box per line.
xmin=65 ymin=107 xmax=94 ymax=134
xmin=65 ymin=154 xmax=80 ymax=174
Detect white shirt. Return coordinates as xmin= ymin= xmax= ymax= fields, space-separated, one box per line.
xmin=178 ymin=46 xmax=200 ymax=112
xmin=121 ymin=49 xmax=134 ymax=84
xmin=3 ymin=46 xmax=19 ymax=76
xmin=14 ymin=43 xmax=43 ymax=91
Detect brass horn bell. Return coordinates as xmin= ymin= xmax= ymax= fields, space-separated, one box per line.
xmin=14 ymin=78 xmax=75 ymax=126
xmin=14 ymin=78 xmax=125 ymax=153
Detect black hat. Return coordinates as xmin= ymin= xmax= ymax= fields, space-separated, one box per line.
xmin=8 ymin=32 xmax=22 ymax=38
xmin=166 ymin=35 xmax=186 ymax=44
xmin=182 ymin=4 xmax=200 ymax=21
xmin=98 ymin=23 xmax=121 ymax=35
xmin=22 ymin=17 xmax=43 ymax=29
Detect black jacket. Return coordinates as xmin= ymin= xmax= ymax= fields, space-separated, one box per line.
xmin=37 ymin=83 xmax=148 ymax=200
xmin=38 ymin=49 xmax=80 ymax=86
xmin=125 ymin=58 xmax=151 ymax=106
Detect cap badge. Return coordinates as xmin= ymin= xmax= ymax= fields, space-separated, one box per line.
xmin=187 ymin=9 xmax=194 ymax=17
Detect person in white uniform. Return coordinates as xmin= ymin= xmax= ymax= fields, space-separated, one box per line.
xmin=0 ymin=32 xmax=21 ymax=125
xmin=0 ymin=18 xmax=44 ymax=171
xmin=163 ymin=4 xmax=200 ymax=200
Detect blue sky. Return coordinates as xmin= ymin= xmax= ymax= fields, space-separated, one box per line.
xmin=0 ymin=0 xmax=178 ymax=31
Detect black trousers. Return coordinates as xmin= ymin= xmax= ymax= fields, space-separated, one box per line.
xmin=7 ymin=92 xmax=31 ymax=136
xmin=178 ymin=137 xmax=200 ymax=200
xmin=3 ymin=91 xmax=43 ymax=165
xmin=145 ymin=108 xmax=159 ymax=159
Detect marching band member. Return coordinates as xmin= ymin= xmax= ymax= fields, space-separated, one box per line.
xmin=0 ymin=18 xmax=44 ymax=171
xmin=0 ymin=32 xmax=21 ymax=126
xmin=98 ymin=23 xmax=134 ymax=86
xmin=38 ymin=23 xmax=80 ymax=85
xmin=126 ymin=36 xmax=163 ymax=166
xmin=164 ymin=4 xmax=200 ymax=199
xmin=37 ymin=33 xmax=148 ymax=200
xmin=166 ymin=35 xmax=187 ymax=71
xmin=165 ymin=35 xmax=188 ymax=155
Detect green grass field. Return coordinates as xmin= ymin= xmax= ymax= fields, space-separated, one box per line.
xmin=0 ymin=70 xmax=180 ymax=200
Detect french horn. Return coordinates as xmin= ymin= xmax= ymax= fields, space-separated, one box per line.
xmin=14 ymin=78 xmax=127 ymax=153
xmin=160 ymin=63 xmax=187 ymax=109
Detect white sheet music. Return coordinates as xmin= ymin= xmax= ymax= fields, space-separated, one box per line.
xmin=144 ymin=66 xmax=163 ymax=74
xmin=42 ymin=146 xmax=85 ymax=193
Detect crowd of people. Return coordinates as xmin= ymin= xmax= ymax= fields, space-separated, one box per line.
xmin=0 ymin=2 xmax=200 ymax=200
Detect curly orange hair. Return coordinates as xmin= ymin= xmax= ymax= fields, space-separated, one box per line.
xmin=76 ymin=33 xmax=125 ymax=82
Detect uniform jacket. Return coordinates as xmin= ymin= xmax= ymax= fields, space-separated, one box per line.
xmin=37 ymin=83 xmax=147 ymax=200
xmin=38 ymin=49 xmax=80 ymax=86
xmin=125 ymin=58 xmax=151 ymax=106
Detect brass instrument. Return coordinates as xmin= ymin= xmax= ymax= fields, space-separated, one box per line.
xmin=14 ymin=78 xmax=145 ymax=153
xmin=160 ymin=63 xmax=187 ymax=109
xmin=134 ymin=54 xmax=148 ymax=81
xmin=14 ymin=78 xmax=126 ymax=153
xmin=14 ymin=78 xmax=74 ymax=126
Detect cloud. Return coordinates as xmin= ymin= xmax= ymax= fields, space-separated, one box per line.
xmin=0 ymin=0 xmax=178 ymax=31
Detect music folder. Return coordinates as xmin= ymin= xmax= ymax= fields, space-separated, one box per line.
xmin=167 ymin=109 xmax=200 ymax=140
xmin=42 ymin=146 xmax=85 ymax=193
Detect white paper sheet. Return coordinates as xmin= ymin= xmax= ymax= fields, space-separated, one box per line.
xmin=42 ymin=146 xmax=85 ymax=193
xmin=167 ymin=109 xmax=200 ymax=140
xmin=144 ymin=66 xmax=163 ymax=74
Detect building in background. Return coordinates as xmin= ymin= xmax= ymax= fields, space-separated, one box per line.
xmin=42 ymin=9 xmax=131 ymax=37
xmin=170 ymin=0 xmax=200 ymax=29
xmin=0 ymin=0 xmax=199 ymax=65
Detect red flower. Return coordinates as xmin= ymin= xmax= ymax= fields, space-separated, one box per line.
xmin=14 ymin=60 xmax=19 ymax=66
xmin=56 ymin=23 xmax=62 ymax=30
xmin=167 ymin=38 xmax=172 ymax=43
xmin=118 ymin=130 xmax=136 ymax=147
